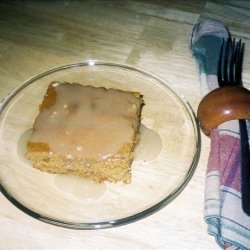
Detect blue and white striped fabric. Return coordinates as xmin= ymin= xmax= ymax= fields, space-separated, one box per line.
xmin=191 ymin=19 xmax=250 ymax=250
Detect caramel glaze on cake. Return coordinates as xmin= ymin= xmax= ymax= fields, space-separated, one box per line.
xmin=26 ymin=82 xmax=143 ymax=183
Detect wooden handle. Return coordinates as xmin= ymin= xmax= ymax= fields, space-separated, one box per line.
xmin=197 ymin=86 xmax=250 ymax=136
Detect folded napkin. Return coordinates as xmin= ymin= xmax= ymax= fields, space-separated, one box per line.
xmin=190 ymin=19 xmax=250 ymax=250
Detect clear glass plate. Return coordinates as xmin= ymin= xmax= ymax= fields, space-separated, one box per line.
xmin=0 ymin=62 xmax=200 ymax=229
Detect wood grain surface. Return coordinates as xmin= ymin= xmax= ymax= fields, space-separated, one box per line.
xmin=0 ymin=1 xmax=250 ymax=249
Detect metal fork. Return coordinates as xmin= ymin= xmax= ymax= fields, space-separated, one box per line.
xmin=218 ymin=38 xmax=250 ymax=216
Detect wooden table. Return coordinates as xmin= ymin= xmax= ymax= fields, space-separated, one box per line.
xmin=1 ymin=1 xmax=249 ymax=249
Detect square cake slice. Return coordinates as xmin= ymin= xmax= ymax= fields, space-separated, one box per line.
xmin=26 ymin=82 xmax=143 ymax=183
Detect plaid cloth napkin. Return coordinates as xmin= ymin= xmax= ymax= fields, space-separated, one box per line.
xmin=190 ymin=19 xmax=250 ymax=250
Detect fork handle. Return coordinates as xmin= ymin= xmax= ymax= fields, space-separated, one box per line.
xmin=239 ymin=119 xmax=250 ymax=216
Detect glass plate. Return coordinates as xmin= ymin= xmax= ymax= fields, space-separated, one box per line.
xmin=0 ymin=62 xmax=200 ymax=229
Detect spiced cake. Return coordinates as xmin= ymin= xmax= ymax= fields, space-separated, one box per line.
xmin=26 ymin=82 xmax=143 ymax=183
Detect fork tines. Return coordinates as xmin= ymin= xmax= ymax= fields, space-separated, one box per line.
xmin=217 ymin=37 xmax=245 ymax=87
